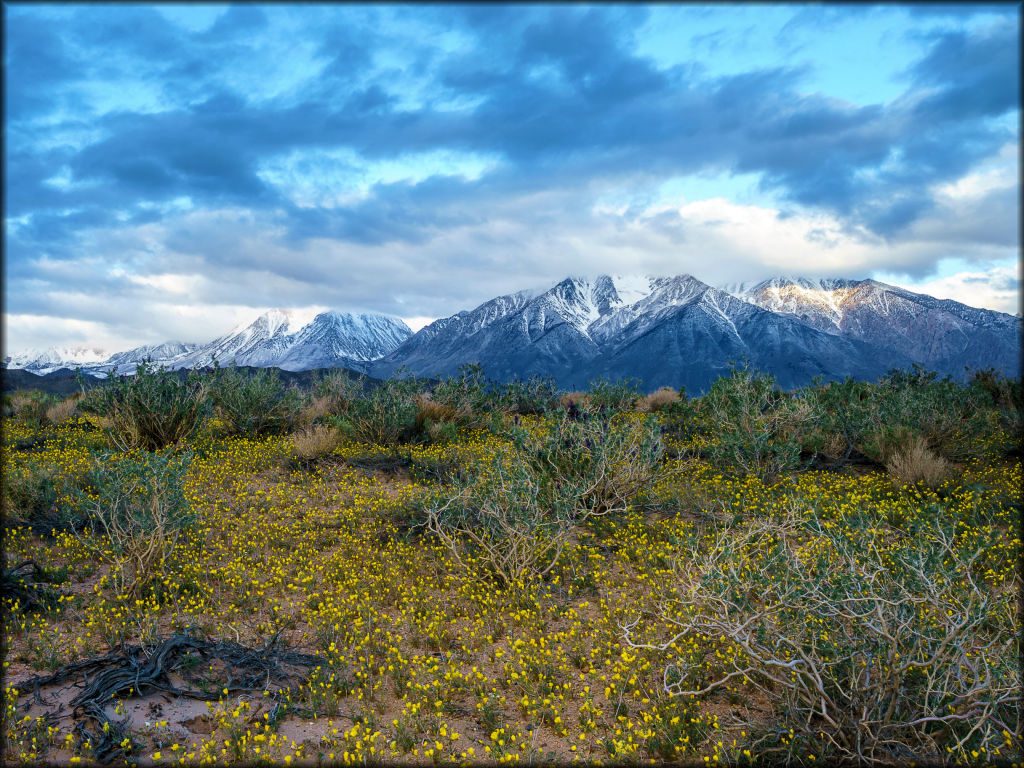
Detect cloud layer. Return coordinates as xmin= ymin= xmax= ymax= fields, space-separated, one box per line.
xmin=4 ymin=4 xmax=1020 ymax=352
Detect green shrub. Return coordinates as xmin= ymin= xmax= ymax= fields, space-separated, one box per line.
xmin=583 ymin=377 xmax=641 ymax=414
xmin=430 ymin=363 xmax=493 ymax=416
xmin=77 ymin=361 xmax=209 ymax=452
xmin=71 ymin=449 xmax=195 ymax=597
xmin=2 ymin=463 xmax=61 ymax=532
xmin=312 ymin=369 xmax=364 ymax=416
xmin=335 ymin=371 xmax=420 ymax=447
xmin=426 ymin=409 xmax=664 ymax=584
xmin=498 ymin=375 xmax=560 ymax=416
xmin=424 ymin=453 xmax=576 ymax=585
xmin=967 ymin=368 xmax=1023 ymax=455
xmin=510 ymin=409 xmax=665 ymax=517
xmin=209 ymin=364 xmax=303 ymax=436
xmin=695 ymin=366 xmax=816 ymax=482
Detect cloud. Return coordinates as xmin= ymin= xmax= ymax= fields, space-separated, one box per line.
xmin=4 ymin=5 xmax=1019 ymax=353
xmin=880 ymin=265 xmax=1021 ymax=316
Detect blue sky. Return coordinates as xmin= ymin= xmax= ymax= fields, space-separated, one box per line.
xmin=4 ymin=3 xmax=1020 ymax=353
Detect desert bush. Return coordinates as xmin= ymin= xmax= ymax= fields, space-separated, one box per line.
xmin=312 ymin=369 xmax=363 ymax=416
xmin=885 ymin=434 xmax=950 ymax=488
xmin=291 ymin=424 xmax=341 ymax=462
xmin=72 ymin=449 xmax=195 ymax=597
xmin=967 ymin=368 xmax=1023 ymax=455
xmin=424 ymin=454 xmax=578 ymax=585
xmin=498 ymin=375 xmax=560 ymax=415
xmin=695 ymin=367 xmax=816 ymax=482
xmin=511 ymin=410 xmax=665 ymax=517
xmin=426 ymin=410 xmax=664 ymax=584
xmin=45 ymin=394 xmax=80 ymax=425
xmin=298 ymin=395 xmax=333 ymax=427
xmin=625 ymin=510 xmax=1021 ymax=765
xmin=638 ymin=387 xmax=680 ymax=413
xmin=584 ymin=377 xmax=642 ymax=413
xmin=558 ymin=391 xmax=592 ymax=413
xmin=413 ymin=394 xmax=462 ymax=443
xmin=77 ymin=361 xmax=209 ymax=452
xmin=209 ymin=364 xmax=303 ymax=436
xmin=860 ymin=366 xmax=993 ymax=462
xmin=336 ymin=372 xmax=420 ymax=446
xmin=9 ymin=391 xmax=58 ymax=429
xmin=430 ymin=364 xmax=493 ymax=416
xmin=2 ymin=463 xmax=62 ymax=531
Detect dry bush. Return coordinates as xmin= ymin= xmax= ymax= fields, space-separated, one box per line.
xmin=885 ymin=435 xmax=950 ymax=488
xmin=818 ymin=432 xmax=849 ymax=463
xmin=559 ymin=391 xmax=592 ymax=411
xmin=639 ymin=387 xmax=680 ymax=413
xmin=414 ymin=394 xmax=459 ymax=431
xmin=45 ymin=395 xmax=80 ymax=425
xmin=625 ymin=511 xmax=1021 ymax=765
xmin=292 ymin=424 xmax=341 ymax=461
xmin=297 ymin=395 xmax=333 ymax=427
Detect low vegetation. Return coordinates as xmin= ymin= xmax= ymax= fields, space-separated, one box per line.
xmin=2 ymin=361 xmax=1020 ymax=765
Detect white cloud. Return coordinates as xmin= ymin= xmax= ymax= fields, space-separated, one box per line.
xmin=875 ymin=264 xmax=1021 ymax=316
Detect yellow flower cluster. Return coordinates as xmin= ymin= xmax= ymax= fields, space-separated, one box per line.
xmin=3 ymin=409 xmax=1020 ymax=765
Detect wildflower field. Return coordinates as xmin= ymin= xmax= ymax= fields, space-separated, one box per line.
xmin=2 ymin=363 xmax=1021 ymax=766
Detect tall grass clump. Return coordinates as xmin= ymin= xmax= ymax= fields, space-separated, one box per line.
xmin=77 ymin=361 xmax=209 ymax=452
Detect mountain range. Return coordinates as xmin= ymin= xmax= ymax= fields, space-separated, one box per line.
xmin=5 ymin=275 xmax=1020 ymax=392
xmin=5 ymin=310 xmax=413 ymax=377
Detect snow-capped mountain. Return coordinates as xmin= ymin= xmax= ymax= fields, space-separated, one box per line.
xmin=5 ymin=310 xmax=412 ymax=376
xmin=97 ymin=342 xmax=200 ymax=372
xmin=372 ymin=274 xmax=1020 ymax=392
xmin=729 ymin=277 xmax=1021 ymax=374
xmin=6 ymin=277 xmax=1018 ymax=391
xmin=276 ymin=311 xmax=414 ymax=371
xmin=166 ymin=309 xmax=412 ymax=372
xmin=3 ymin=346 xmax=110 ymax=375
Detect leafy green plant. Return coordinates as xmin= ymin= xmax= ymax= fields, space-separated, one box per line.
xmin=208 ymin=363 xmax=303 ymax=436
xmin=71 ymin=449 xmax=196 ymax=597
xmin=498 ymin=376 xmax=560 ymax=416
xmin=694 ymin=366 xmax=816 ymax=482
xmin=77 ymin=360 xmax=209 ymax=452
xmin=335 ymin=371 xmax=420 ymax=447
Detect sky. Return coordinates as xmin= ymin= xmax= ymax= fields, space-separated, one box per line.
xmin=3 ymin=3 xmax=1021 ymax=354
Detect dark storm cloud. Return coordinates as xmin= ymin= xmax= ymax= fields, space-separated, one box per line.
xmin=5 ymin=4 xmax=1019 ymax=276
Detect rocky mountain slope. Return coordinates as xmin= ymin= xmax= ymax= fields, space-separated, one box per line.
xmin=371 ymin=274 xmax=1019 ymax=392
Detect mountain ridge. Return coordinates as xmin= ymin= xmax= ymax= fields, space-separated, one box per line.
xmin=5 ymin=275 xmax=1019 ymax=392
